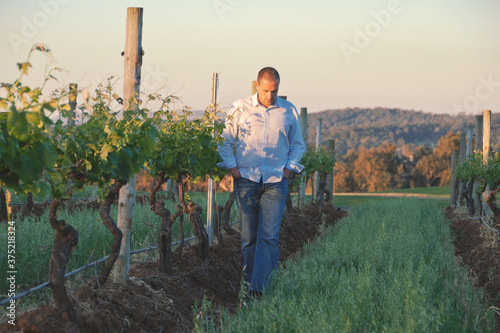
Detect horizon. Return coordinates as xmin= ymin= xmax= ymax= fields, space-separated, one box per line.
xmin=1 ymin=1 xmax=499 ymax=116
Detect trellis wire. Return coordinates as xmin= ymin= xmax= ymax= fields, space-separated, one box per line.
xmin=467 ymin=214 xmax=500 ymax=242
xmin=0 ymin=221 xmax=240 ymax=306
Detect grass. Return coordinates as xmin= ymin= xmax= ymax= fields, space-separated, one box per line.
xmin=291 ymin=185 xmax=451 ymax=209
xmin=201 ymin=198 xmax=494 ymax=332
xmin=0 ymin=190 xmax=239 ymax=309
xmin=332 ymin=194 xmax=450 ymax=210
xmin=376 ymin=185 xmax=451 ymax=196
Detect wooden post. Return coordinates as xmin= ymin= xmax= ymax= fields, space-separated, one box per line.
xmin=458 ymin=133 xmax=466 ymax=206
xmin=482 ymin=110 xmax=491 ymax=209
xmin=299 ymin=107 xmax=308 ymax=208
xmin=473 ymin=115 xmax=484 ymax=215
xmin=68 ymin=83 xmax=77 ymax=126
xmin=450 ymin=149 xmax=458 ymax=207
xmin=252 ymin=80 xmax=257 ymax=95
xmin=466 ymin=125 xmax=473 ymax=158
xmin=475 ymin=115 xmax=483 ymax=153
xmin=483 ymin=110 xmax=491 ymax=163
xmin=314 ymin=118 xmax=322 ymax=202
xmin=207 ymin=73 xmax=218 ymax=246
xmin=114 ymin=7 xmax=143 ymax=285
xmin=325 ymin=140 xmax=335 ymax=204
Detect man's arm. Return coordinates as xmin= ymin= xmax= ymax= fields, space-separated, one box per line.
xmin=217 ymin=105 xmax=240 ymax=171
xmin=285 ymin=107 xmax=306 ymax=175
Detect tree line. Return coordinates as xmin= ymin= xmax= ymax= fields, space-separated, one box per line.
xmin=333 ymin=132 xmax=460 ymax=192
xmin=307 ymin=107 xmax=499 ymax=157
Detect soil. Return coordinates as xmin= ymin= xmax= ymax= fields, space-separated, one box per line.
xmin=0 ymin=202 xmax=346 ymax=333
xmin=3 ymin=204 xmax=499 ymax=332
xmin=445 ymin=207 xmax=500 ymax=330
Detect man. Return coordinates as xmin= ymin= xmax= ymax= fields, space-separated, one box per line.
xmin=218 ymin=67 xmax=305 ymax=294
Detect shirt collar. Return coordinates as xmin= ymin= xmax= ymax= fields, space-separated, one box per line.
xmin=251 ymin=93 xmax=282 ymax=109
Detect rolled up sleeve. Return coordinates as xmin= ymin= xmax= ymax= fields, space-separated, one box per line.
xmin=285 ymin=108 xmax=305 ymax=173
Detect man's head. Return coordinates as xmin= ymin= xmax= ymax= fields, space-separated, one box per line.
xmin=256 ymin=67 xmax=280 ymax=108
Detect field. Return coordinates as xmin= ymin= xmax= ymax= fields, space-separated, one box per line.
xmin=1 ymin=190 xmax=499 ymax=332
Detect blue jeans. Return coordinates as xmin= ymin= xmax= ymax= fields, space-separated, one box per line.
xmin=234 ymin=177 xmax=288 ymax=292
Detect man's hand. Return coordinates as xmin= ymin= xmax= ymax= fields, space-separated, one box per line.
xmin=284 ymin=168 xmax=293 ymax=180
xmin=230 ymin=167 xmax=241 ymax=180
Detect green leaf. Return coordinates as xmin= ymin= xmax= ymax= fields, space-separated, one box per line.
xmin=17 ymin=62 xmax=32 ymax=75
xmin=7 ymin=110 xmax=29 ymax=142
xmin=86 ymin=143 xmax=98 ymax=152
xmin=100 ymin=143 xmax=114 ymax=161
xmin=32 ymin=43 xmax=51 ymax=53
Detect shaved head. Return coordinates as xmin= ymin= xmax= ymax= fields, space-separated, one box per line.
xmin=257 ymin=67 xmax=280 ymax=85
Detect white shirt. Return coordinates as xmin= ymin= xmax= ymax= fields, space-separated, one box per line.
xmin=217 ymin=94 xmax=305 ymax=183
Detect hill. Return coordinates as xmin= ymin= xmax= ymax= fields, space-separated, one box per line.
xmin=306 ymin=108 xmax=499 ymax=157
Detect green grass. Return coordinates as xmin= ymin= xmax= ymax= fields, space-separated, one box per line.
xmin=332 ymin=195 xmax=450 ymax=210
xmin=291 ymin=185 xmax=451 ymax=209
xmin=376 ymin=185 xmax=451 ymax=196
xmin=201 ymin=199 xmax=494 ymax=332
xmin=0 ymin=190 xmax=239 ymax=307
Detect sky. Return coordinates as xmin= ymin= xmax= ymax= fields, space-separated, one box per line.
xmin=1 ymin=0 xmax=500 ymax=115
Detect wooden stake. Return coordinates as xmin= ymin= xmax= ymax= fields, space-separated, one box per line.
xmin=252 ymin=80 xmax=257 ymax=95
xmin=458 ymin=133 xmax=466 ymax=205
xmin=483 ymin=110 xmax=491 ymax=163
xmin=207 ymin=73 xmax=218 ymax=246
xmin=450 ymin=150 xmax=458 ymax=207
xmin=299 ymin=107 xmax=308 ymax=208
xmin=114 ymin=7 xmax=143 ymax=285
xmin=314 ymin=118 xmax=322 ymax=202
xmin=325 ymin=140 xmax=335 ymax=204
xmin=482 ymin=110 xmax=492 ymax=210
xmin=466 ymin=125 xmax=473 ymax=158
xmin=473 ymin=115 xmax=484 ymax=215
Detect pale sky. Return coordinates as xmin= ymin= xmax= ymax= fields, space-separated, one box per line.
xmin=1 ymin=0 xmax=499 ymax=115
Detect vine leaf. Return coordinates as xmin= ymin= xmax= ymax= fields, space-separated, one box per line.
xmin=17 ymin=62 xmax=32 ymax=75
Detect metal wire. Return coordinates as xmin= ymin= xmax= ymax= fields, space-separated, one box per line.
xmin=0 ymin=221 xmax=240 ymax=306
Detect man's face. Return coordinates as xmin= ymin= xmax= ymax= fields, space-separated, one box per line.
xmin=256 ymin=75 xmax=279 ymax=108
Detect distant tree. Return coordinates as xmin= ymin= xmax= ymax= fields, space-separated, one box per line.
xmin=434 ymin=132 xmax=460 ymax=160
xmin=333 ymin=161 xmax=355 ymax=192
xmin=412 ymin=145 xmax=433 ymax=162
xmin=352 ymin=143 xmax=397 ymax=192
xmin=412 ymin=154 xmax=446 ymax=187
